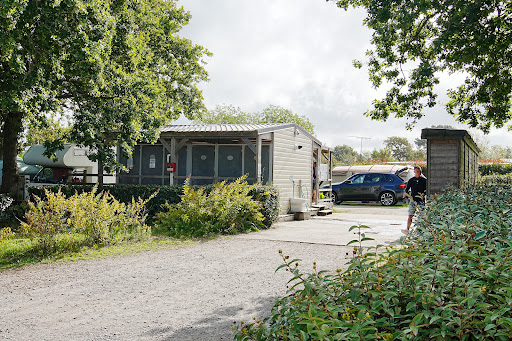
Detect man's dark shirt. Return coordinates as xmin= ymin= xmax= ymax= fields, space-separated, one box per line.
xmin=406 ymin=176 xmax=427 ymax=202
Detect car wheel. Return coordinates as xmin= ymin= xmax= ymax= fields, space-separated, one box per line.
xmin=331 ymin=191 xmax=338 ymax=204
xmin=379 ymin=192 xmax=396 ymax=206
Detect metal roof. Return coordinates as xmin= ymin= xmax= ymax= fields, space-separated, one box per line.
xmin=160 ymin=123 xmax=291 ymax=133
xmin=159 ymin=123 xmax=327 ymax=148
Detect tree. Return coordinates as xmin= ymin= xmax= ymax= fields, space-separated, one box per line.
xmin=371 ymin=148 xmax=394 ymax=161
xmin=0 ymin=0 xmax=209 ymax=195
xmin=333 ymin=145 xmax=360 ymax=165
xmin=414 ymin=138 xmax=426 ymax=154
xmin=336 ymin=0 xmax=512 ymax=132
xmin=197 ymin=104 xmax=315 ymax=135
xmin=383 ymin=137 xmax=414 ymax=161
xmin=24 ymin=114 xmax=70 ymax=148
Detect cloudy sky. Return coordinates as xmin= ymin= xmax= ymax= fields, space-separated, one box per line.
xmin=176 ymin=0 xmax=512 ymax=152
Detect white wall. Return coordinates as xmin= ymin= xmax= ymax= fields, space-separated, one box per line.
xmin=271 ymin=127 xmax=313 ymax=213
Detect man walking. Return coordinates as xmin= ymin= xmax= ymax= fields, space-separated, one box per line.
xmin=402 ymin=166 xmax=427 ymax=234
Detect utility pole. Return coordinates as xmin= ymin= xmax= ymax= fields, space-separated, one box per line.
xmin=349 ymin=136 xmax=371 ymax=161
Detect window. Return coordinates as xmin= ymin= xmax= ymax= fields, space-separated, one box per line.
xmin=384 ymin=174 xmax=394 ymax=182
xmin=350 ymin=174 xmax=365 ymax=184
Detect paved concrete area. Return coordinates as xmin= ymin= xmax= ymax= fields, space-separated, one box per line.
xmin=237 ymin=204 xmax=408 ymax=247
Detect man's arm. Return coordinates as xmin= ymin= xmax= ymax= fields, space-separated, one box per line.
xmin=403 ymin=179 xmax=411 ymax=198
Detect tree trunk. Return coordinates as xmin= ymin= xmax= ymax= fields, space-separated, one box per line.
xmin=98 ymin=160 xmax=104 ymax=186
xmin=1 ymin=112 xmax=23 ymax=198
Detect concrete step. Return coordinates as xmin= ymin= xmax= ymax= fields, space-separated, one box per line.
xmin=317 ymin=209 xmax=333 ymax=216
xmin=278 ymin=214 xmax=295 ymax=222
xmin=311 ymin=204 xmax=327 ymax=210
xmin=309 ymin=207 xmax=320 ymax=216
xmin=294 ymin=211 xmax=311 ymax=220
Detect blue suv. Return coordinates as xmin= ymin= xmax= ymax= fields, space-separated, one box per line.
xmin=325 ymin=172 xmax=407 ymax=206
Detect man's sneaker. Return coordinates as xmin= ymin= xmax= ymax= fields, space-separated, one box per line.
xmin=401 ymin=229 xmax=409 ymax=235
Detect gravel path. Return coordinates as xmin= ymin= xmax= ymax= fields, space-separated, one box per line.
xmin=0 ymin=238 xmax=353 ymax=341
xmin=0 ymin=206 xmax=405 ymax=341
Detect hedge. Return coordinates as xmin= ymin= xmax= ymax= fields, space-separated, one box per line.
xmin=479 ymin=173 xmax=512 ymax=185
xmin=28 ymin=183 xmax=279 ymax=227
xmin=479 ymin=163 xmax=512 ymax=176
xmin=235 ymin=183 xmax=512 ymax=340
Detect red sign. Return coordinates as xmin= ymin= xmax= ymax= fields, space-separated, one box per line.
xmin=166 ymin=163 xmax=176 ymax=172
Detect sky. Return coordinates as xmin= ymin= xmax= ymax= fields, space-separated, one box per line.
xmin=176 ymin=0 xmax=512 ymax=153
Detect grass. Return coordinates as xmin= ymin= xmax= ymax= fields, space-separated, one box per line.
xmin=0 ymin=235 xmax=194 ymax=271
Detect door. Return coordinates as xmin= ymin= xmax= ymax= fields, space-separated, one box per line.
xmin=362 ymin=173 xmax=383 ymax=200
xmin=340 ymin=174 xmax=366 ymax=200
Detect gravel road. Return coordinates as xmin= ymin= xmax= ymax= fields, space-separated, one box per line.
xmin=0 ymin=205 xmax=406 ymax=341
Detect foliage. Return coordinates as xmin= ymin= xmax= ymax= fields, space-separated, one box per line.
xmin=235 ymin=183 xmax=512 ymax=340
xmin=0 ymin=0 xmax=210 ymax=193
xmin=479 ymin=174 xmax=512 ymax=185
xmin=0 ymin=227 xmax=14 ymax=241
xmin=196 ymin=104 xmax=316 ymax=135
xmin=336 ymin=0 xmax=512 ymax=132
xmin=28 ymin=183 xmax=279 ymax=225
xmin=383 ymin=137 xmax=425 ymax=161
xmin=248 ymin=184 xmax=280 ymax=228
xmin=154 ymin=177 xmax=265 ymax=238
xmin=383 ymin=137 xmax=414 ymax=161
xmin=24 ymin=114 xmax=71 ymax=148
xmin=333 ymin=145 xmax=361 ymax=165
xmin=0 ymin=194 xmax=14 ymax=221
xmin=414 ymin=138 xmax=426 ymax=153
xmin=479 ymin=163 xmax=512 ymax=176
xmin=20 ymin=186 xmax=152 ymax=255
xmin=371 ymin=148 xmax=394 ymax=162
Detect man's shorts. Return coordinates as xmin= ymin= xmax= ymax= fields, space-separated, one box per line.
xmin=408 ymin=201 xmax=424 ymax=215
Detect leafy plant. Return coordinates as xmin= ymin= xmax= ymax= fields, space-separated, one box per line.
xmin=20 ymin=186 xmax=153 ymax=255
xmin=479 ymin=163 xmax=512 ymax=176
xmin=28 ymin=183 xmax=279 ymax=226
xmin=154 ymin=176 xmax=265 ymax=238
xmin=235 ymin=183 xmax=512 ymax=340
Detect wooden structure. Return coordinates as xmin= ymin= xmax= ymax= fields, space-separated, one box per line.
xmin=117 ymin=123 xmax=333 ymax=213
xmin=421 ymin=128 xmax=480 ymax=195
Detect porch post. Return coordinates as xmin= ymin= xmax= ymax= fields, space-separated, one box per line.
xmin=256 ymin=135 xmax=262 ymax=184
xmin=170 ymin=137 xmax=176 ymax=185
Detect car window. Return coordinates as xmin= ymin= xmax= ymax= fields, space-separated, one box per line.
xmin=366 ymin=174 xmax=381 ymax=183
xmin=384 ymin=174 xmax=395 ymax=182
xmin=350 ymin=174 xmax=365 ymax=184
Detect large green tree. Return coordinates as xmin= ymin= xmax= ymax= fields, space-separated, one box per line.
xmin=333 ymin=144 xmax=360 ymax=164
xmin=336 ymin=0 xmax=512 ymax=132
xmin=0 ymin=0 xmax=209 ymax=196
xmin=197 ymin=104 xmax=316 ymax=135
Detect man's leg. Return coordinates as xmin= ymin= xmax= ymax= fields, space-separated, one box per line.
xmin=407 ymin=215 xmax=413 ymax=230
xmin=402 ymin=201 xmax=415 ymax=234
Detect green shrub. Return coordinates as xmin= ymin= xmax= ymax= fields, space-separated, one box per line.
xmin=21 ymin=187 xmax=153 ymax=255
xmin=235 ymin=184 xmax=512 ymax=340
xmin=0 ymin=227 xmax=14 ymax=241
xmin=248 ymin=184 xmax=279 ymax=228
xmin=480 ymin=173 xmax=512 ymax=185
xmin=28 ymin=182 xmax=279 ymax=226
xmin=154 ymin=177 xmax=265 ymax=238
xmin=479 ymin=163 xmax=512 ymax=176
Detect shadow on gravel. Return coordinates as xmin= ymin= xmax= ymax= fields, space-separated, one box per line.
xmin=143 ymin=295 xmax=276 ymax=341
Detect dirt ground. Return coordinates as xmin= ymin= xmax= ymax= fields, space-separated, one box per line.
xmin=0 ymin=204 xmax=407 ymax=341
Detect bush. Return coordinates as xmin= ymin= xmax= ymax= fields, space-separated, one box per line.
xmin=28 ymin=182 xmax=280 ymax=226
xmin=154 ymin=177 xmax=266 ymax=238
xmin=479 ymin=163 xmax=512 ymax=176
xmin=235 ymin=183 xmax=512 ymax=340
xmin=21 ymin=186 xmax=153 ymax=255
xmin=480 ymin=173 xmax=512 ymax=185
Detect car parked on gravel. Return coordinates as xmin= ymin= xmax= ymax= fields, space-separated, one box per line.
xmin=324 ymin=172 xmax=407 ymax=206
